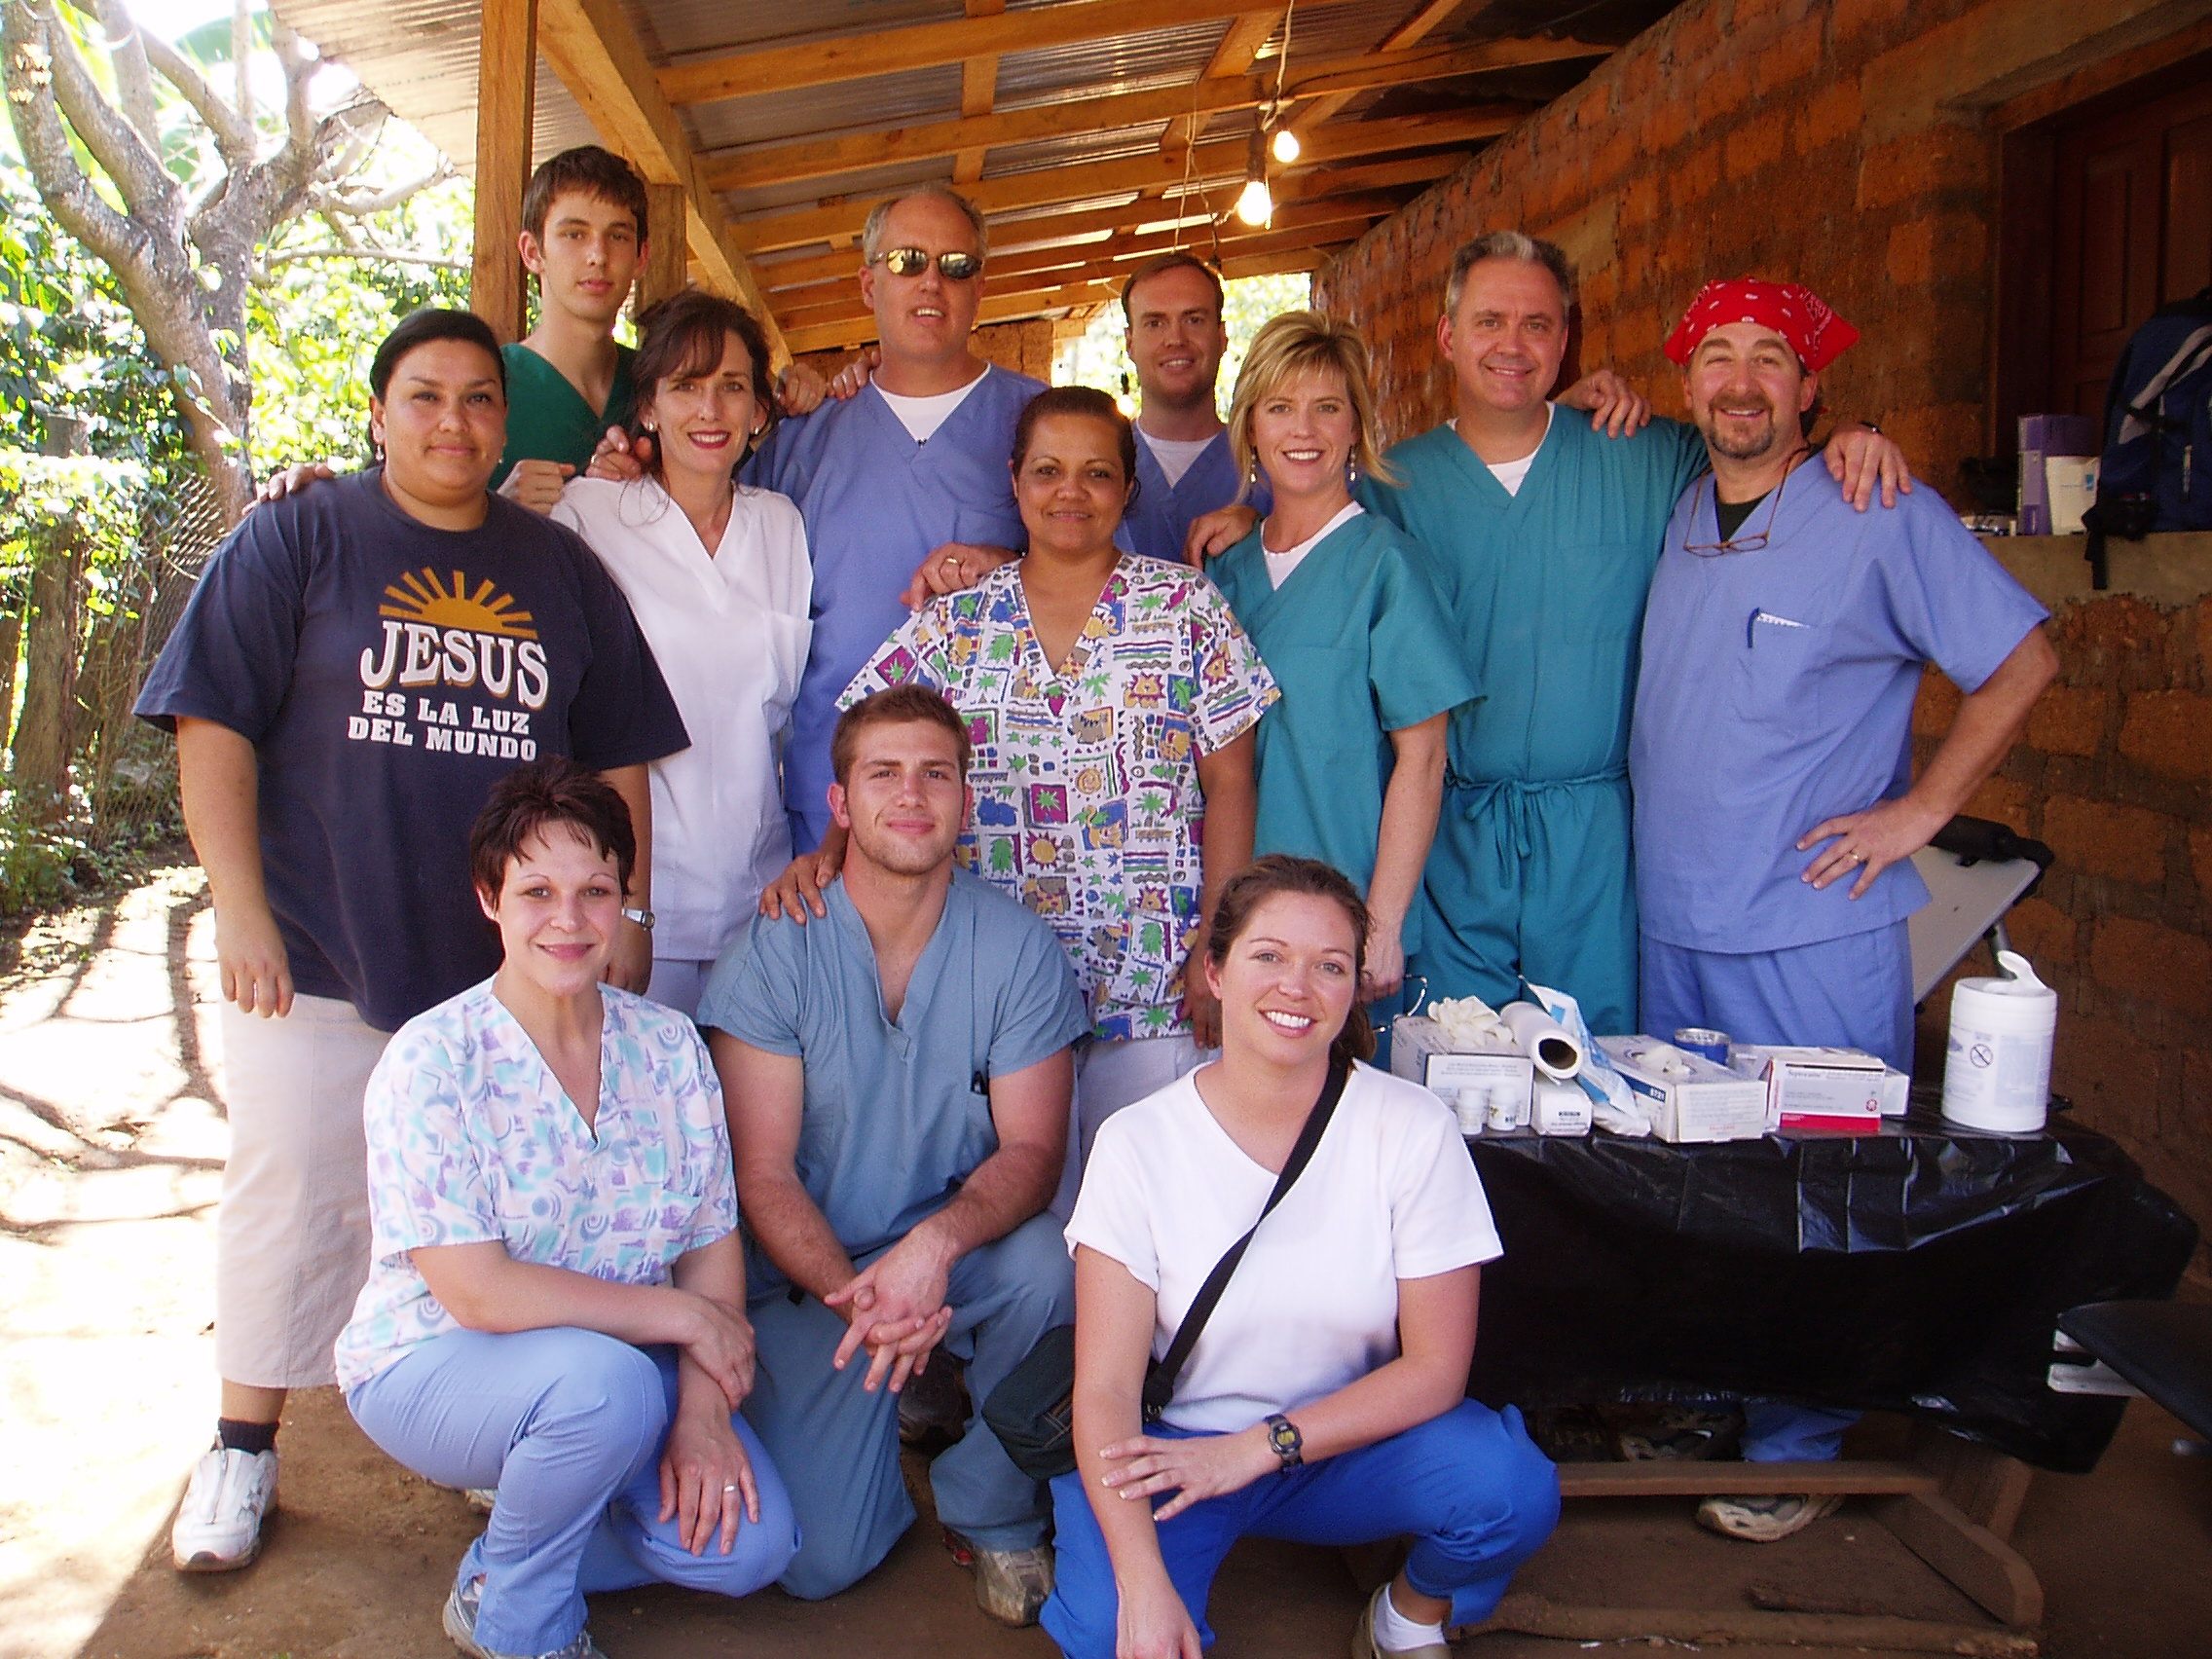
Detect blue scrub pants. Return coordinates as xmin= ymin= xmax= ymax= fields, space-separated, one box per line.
xmin=1040 ymin=1401 xmax=1559 ymax=1657
xmin=1414 ymin=774 xmax=1638 ymax=1035
xmin=1638 ymin=920 xmax=1914 ymax=1072
xmin=346 ymin=1329 xmax=797 ymax=1656
xmin=743 ymin=1210 xmax=1074 ymax=1599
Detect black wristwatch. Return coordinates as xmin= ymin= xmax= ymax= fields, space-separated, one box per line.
xmin=1263 ymin=1413 xmax=1304 ymax=1471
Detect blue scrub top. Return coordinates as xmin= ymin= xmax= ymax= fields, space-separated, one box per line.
xmin=744 ymin=367 xmax=1045 ymax=849
xmin=1125 ymin=429 xmax=1270 ymax=564
xmin=1631 ymin=461 xmax=2047 ymax=954
xmin=1366 ymin=415 xmax=1708 ymax=786
xmin=697 ymin=867 xmax=1088 ymax=1299
xmin=1210 ymin=510 xmax=1479 ymax=910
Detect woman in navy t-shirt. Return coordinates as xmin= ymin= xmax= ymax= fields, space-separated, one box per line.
xmin=136 ymin=308 xmax=688 ymax=1578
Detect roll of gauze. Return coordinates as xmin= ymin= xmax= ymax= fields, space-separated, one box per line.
xmin=1623 ymin=1040 xmax=1694 ymax=1077
xmin=1501 ymin=1001 xmax=1582 ymax=1081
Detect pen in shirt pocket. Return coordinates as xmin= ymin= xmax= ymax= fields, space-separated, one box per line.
xmin=1746 ymin=608 xmax=1809 ymax=648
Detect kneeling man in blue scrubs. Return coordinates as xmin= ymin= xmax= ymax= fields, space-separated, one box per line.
xmin=701 ymin=686 xmax=1089 ymax=1621
xmin=1630 ymin=278 xmax=2057 ymax=1539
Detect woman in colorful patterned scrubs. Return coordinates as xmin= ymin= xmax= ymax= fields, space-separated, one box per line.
xmin=838 ymin=386 xmax=1275 ymax=1197
xmin=336 ymin=761 xmax=794 ymax=1659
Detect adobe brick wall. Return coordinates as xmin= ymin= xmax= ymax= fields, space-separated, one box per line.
xmin=1313 ymin=0 xmax=2212 ymax=1263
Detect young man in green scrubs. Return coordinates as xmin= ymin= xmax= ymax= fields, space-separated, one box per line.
xmin=491 ymin=146 xmax=647 ymax=510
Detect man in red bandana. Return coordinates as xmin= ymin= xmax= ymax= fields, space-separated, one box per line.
xmin=1631 ymin=278 xmax=2057 ymax=1542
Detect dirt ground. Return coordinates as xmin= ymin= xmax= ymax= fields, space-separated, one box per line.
xmin=4 ymin=865 xmax=2209 ymax=1659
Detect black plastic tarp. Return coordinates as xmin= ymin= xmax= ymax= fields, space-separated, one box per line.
xmin=1463 ymin=1111 xmax=2198 ymax=1472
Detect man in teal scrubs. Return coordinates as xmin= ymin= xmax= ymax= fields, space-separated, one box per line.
xmin=1368 ymin=233 xmax=1909 ymax=1034
xmin=699 ymin=687 xmax=1088 ymax=1626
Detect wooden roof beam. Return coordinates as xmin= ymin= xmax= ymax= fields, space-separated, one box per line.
xmin=1164 ymin=10 xmax=1283 ymax=154
xmin=955 ymin=0 xmax=1004 ymax=185
xmin=663 ymin=0 xmax=1293 ymax=107
xmin=770 ymin=212 xmax=1389 ymax=326
xmin=785 ymin=282 xmax=1124 ymax=356
xmin=731 ymin=108 xmax=1519 ymax=255
xmin=534 ymin=0 xmax=789 ymax=360
xmin=1288 ymin=0 xmax=1475 ymax=138
xmin=701 ymin=38 xmax=1600 ymax=194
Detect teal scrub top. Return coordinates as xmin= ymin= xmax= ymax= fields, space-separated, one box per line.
xmin=696 ymin=867 xmax=1088 ymax=1300
xmin=494 ymin=341 xmax=638 ymax=488
xmin=1210 ymin=510 xmax=1479 ymax=910
xmin=1365 ymin=414 xmax=1707 ymax=786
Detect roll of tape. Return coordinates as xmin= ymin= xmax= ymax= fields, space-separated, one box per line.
xmin=1673 ymin=1027 xmax=1730 ymax=1065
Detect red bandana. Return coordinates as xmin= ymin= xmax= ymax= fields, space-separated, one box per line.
xmin=1662 ymin=278 xmax=1859 ymax=372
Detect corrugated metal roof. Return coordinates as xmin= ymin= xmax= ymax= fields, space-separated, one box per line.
xmin=271 ymin=0 xmax=1680 ymax=345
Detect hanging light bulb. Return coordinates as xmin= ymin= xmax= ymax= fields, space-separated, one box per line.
xmin=1270 ymin=124 xmax=1301 ymax=165
xmin=1235 ymin=120 xmax=1272 ymax=227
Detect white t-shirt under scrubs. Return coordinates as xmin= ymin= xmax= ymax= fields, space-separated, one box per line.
xmin=1065 ymin=1061 xmax=1501 ymax=1433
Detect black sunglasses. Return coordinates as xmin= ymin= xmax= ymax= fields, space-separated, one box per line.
xmin=869 ymin=247 xmax=983 ymax=280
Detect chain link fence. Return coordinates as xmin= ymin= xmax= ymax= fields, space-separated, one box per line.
xmin=0 ymin=473 xmax=227 ymax=919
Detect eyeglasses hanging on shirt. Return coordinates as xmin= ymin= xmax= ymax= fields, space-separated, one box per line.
xmin=869 ymin=247 xmax=984 ymax=281
xmin=1680 ymin=445 xmax=1813 ymax=556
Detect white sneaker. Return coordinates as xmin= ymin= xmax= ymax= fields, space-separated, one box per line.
xmin=171 ymin=1444 xmax=278 ymax=1571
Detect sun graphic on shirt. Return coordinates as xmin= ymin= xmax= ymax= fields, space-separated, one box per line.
xmin=379 ymin=569 xmax=538 ymax=639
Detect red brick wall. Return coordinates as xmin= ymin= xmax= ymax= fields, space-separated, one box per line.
xmin=1913 ymin=568 xmax=2212 ymax=1253
xmin=1313 ymin=0 xmax=2212 ymax=1262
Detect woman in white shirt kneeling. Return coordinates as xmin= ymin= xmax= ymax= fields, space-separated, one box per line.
xmin=553 ymin=290 xmax=813 ymax=1015
xmin=1046 ymin=855 xmax=1558 ymax=1659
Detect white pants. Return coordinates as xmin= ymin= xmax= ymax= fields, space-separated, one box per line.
xmin=1051 ymin=1033 xmax=1210 ymax=1219
xmin=644 ymin=958 xmax=712 ymax=1019
xmin=214 ymin=994 xmax=390 ymax=1388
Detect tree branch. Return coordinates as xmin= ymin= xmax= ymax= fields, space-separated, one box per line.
xmin=272 ymin=20 xmax=313 ymax=151
xmin=132 ymin=10 xmax=257 ymax=164
xmin=315 ymin=162 xmax=452 ymax=217
xmin=2 ymin=3 xmax=150 ymax=271
xmin=73 ymin=0 xmax=160 ymax=153
xmin=260 ymin=245 xmax=470 ymax=276
xmin=28 ymin=0 xmax=179 ymax=222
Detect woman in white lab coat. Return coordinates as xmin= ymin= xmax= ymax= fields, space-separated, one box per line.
xmin=555 ymin=289 xmax=812 ymax=1014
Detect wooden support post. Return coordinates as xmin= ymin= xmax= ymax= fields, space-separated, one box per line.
xmin=472 ymin=0 xmax=538 ymax=343
xmin=639 ymin=182 xmax=688 ymax=309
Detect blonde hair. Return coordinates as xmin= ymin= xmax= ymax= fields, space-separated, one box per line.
xmin=1226 ymin=310 xmax=1398 ymax=498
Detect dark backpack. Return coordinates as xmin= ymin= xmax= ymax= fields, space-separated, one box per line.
xmin=2093 ymin=287 xmax=2212 ymax=536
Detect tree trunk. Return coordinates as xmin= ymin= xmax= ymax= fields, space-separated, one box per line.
xmin=0 ymin=589 xmax=23 ymax=769
xmin=12 ymin=532 xmax=86 ymax=819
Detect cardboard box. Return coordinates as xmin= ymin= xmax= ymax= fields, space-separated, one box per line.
xmin=2016 ymin=414 xmax=2098 ymax=535
xmin=1598 ymin=1036 xmax=1768 ymax=1143
xmin=1392 ymin=1015 xmax=1534 ymax=1132
xmin=1532 ymin=1077 xmax=1593 ymax=1137
xmin=1728 ymin=1046 xmax=1899 ymax=1133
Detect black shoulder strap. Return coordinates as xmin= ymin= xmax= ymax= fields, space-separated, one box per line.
xmin=1140 ymin=1053 xmax=1351 ymax=1421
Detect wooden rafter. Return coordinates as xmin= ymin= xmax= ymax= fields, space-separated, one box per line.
xmin=1290 ymin=0 xmax=1481 ymax=138
xmin=662 ymin=0 xmax=1335 ymax=106
xmin=730 ymin=109 xmax=1518 ymax=255
xmin=955 ymin=0 xmax=1004 ymax=184
xmin=534 ymin=0 xmax=790 ymax=358
xmin=698 ymin=38 xmax=1598 ymax=194
xmin=1162 ymin=9 xmax=1283 ymax=155
xmin=769 ymin=211 xmax=1391 ymax=327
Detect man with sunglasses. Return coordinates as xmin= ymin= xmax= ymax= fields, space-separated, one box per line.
xmin=1629 ymin=279 xmax=2055 ymax=1540
xmin=745 ymin=186 xmax=1045 ymax=855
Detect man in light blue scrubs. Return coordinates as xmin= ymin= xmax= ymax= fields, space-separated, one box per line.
xmin=700 ymin=687 xmax=1088 ymax=1624
xmin=746 ymin=187 xmax=1046 ymax=852
xmin=1119 ymin=254 xmax=1269 ymax=561
xmin=1633 ymin=277 xmax=2055 ymax=1542
xmin=1366 ymin=234 xmax=1910 ymax=1035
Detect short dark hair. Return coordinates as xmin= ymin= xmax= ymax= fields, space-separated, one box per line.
xmin=1205 ymin=855 xmax=1377 ymax=1066
xmin=831 ymin=686 xmax=972 ymax=786
xmin=468 ymin=758 xmax=637 ymax=903
xmin=522 ymin=145 xmax=648 ymax=242
xmin=1011 ymin=385 xmax=1137 ymax=486
xmin=629 ymin=288 xmax=780 ymax=476
xmin=1121 ymin=252 xmax=1225 ymax=325
xmin=369 ymin=308 xmax=506 ymax=404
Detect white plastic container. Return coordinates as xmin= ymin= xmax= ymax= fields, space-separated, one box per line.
xmin=1941 ymin=950 xmax=2058 ymax=1133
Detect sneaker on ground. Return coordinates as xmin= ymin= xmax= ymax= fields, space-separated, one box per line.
xmin=1351 ymin=1585 xmax=1451 ymax=1658
xmin=171 ymin=1443 xmax=277 ymax=1572
xmin=1695 ymin=1491 xmax=1844 ymax=1543
xmin=443 ymin=1575 xmax=607 ymax=1659
xmin=962 ymin=1538 xmax=1055 ymax=1627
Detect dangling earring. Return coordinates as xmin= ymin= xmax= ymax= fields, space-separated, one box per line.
xmin=1346 ymin=458 xmax=1358 ymax=489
